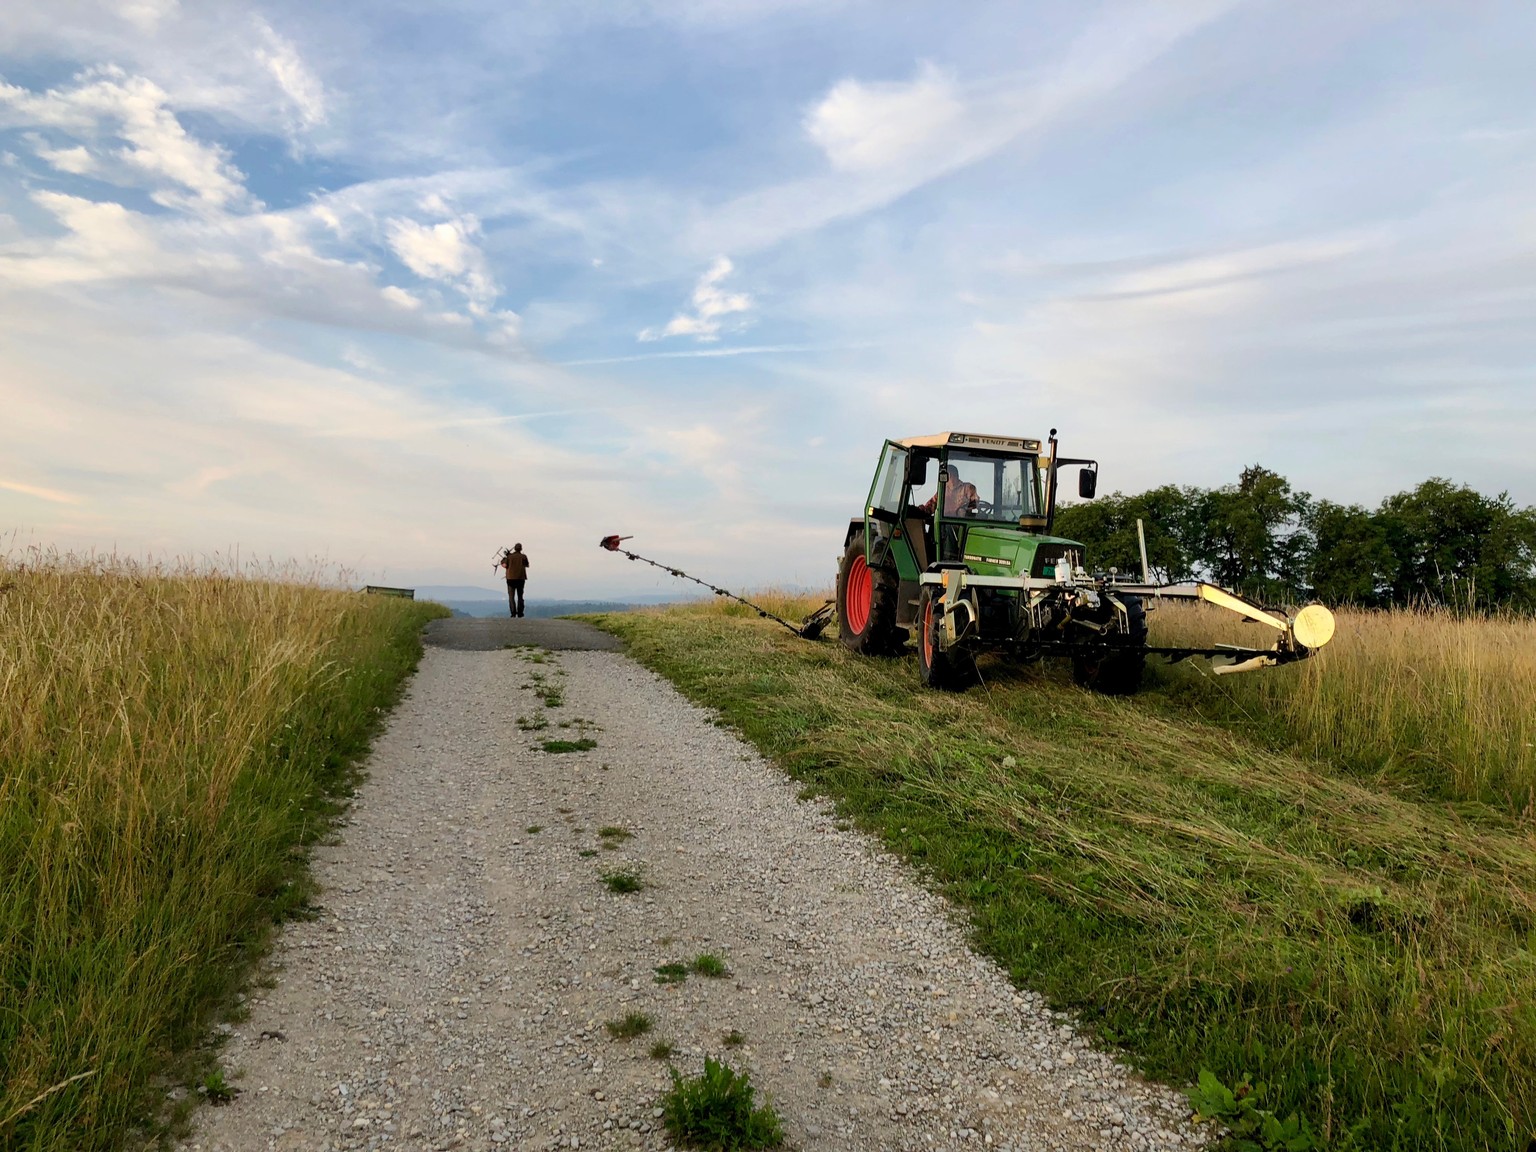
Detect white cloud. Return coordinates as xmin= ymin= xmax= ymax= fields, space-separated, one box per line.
xmin=380 ymin=284 xmax=423 ymax=311
xmin=804 ymin=63 xmax=963 ymax=173
xmin=117 ymin=0 xmax=179 ymax=33
xmin=34 ymin=141 xmax=97 ymax=174
xmin=692 ymin=2 xmax=1239 ymax=256
xmin=0 ymin=68 xmax=253 ymax=213
xmin=254 ymin=17 xmax=327 ymax=130
xmin=0 ymin=478 xmax=82 ymax=505
xmin=385 ymin=213 xmax=499 ymax=311
xmin=638 ymin=256 xmax=752 ymax=341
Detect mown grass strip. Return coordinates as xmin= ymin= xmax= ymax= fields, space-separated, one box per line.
xmin=0 ymin=559 xmax=444 ymax=1151
xmin=590 ymin=601 xmax=1536 ymax=1152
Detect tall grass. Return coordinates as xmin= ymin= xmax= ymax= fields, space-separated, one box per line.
xmin=592 ymin=596 xmax=1536 ymax=1152
xmin=1146 ymin=602 xmax=1536 ymax=811
xmin=0 ymin=554 xmax=443 ymax=1150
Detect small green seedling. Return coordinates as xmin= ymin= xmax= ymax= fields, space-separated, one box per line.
xmin=577 ymin=849 xmax=598 ymax=858
xmin=601 ymin=867 xmax=644 ymax=894
xmin=517 ymin=713 xmax=548 ymax=731
xmin=198 ymin=1068 xmax=238 ymax=1105
xmin=661 ymin=1056 xmax=782 ymax=1149
xmin=598 ymin=826 xmax=633 ymax=847
xmin=722 ymin=1029 xmax=746 ymax=1048
xmin=649 ymin=1040 xmax=676 ymax=1060
xmin=654 ymin=962 xmax=689 ymax=984
xmin=542 ymin=738 xmax=597 ymax=754
xmin=604 ymin=1012 xmax=653 ymax=1040
xmin=524 ymin=824 xmax=542 ymax=834
xmin=691 ymin=953 xmax=729 ymax=978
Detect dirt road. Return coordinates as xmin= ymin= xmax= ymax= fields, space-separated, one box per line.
xmin=179 ymin=621 xmax=1201 ymax=1152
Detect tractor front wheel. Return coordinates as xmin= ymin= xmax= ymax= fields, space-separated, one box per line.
xmin=916 ymin=587 xmax=964 ymax=690
xmin=837 ymin=537 xmax=903 ymax=655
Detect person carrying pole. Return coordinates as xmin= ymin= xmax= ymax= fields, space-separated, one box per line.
xmin=498 ymin=543 xmax=530 ymax=617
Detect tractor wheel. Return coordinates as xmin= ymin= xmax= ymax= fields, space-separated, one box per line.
xmin=1072 ymin=594 xmax=1147 ymax=695
xmin=916 ymin=587 xmax=964 ymax=690
xmin=837 ymin=537 xmax=903 ymax=655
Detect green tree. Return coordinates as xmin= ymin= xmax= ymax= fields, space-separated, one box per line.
xmin=1189 ymin=466 xmax=1312 ymax=601
xmin=1053 ymin=485 xmax=1199 ymax=582
xmin=1305 ymin=501 xmax=1395 ymax=607
xmin=1380 ymin=479 xmax=1536 ymax=610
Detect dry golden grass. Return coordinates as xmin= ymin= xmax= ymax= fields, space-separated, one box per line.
xmin=1147 ymin=601 xmax=1536 ymax=810
xmin=0 ymin=552 xmax=442 ymax=1150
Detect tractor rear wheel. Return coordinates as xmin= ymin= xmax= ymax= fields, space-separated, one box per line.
xmin=837 ymin=537 xmax=903 ymax=655
xmin=1071 ymin=594 xmax=1147 ymax=695
xmin=916 ymin=587 xmax=963 ymax=690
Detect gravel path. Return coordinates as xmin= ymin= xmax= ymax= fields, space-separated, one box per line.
xmin=179 ymin=635 xmax=1204 ymax=1152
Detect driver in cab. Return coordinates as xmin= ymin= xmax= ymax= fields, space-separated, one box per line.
xmin=920 ymin=473 xmax=980 ymax=517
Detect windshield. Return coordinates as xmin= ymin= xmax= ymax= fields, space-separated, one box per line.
xmin=943 ymin=451 xmax=1042 ymax=521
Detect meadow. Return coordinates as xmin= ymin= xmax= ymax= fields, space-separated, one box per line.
xmin=592 ymin=595 xmax=1536 ymax=1152
xmin=0 ymin=555 xmax=443 ymax=1151
xmin=1147 ymin=601 xmax=1536 ymax=812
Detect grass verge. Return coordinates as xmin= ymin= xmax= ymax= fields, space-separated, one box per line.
xmin=0 ymin=556 xmax=444 ymax=1151
xmin=590 ymin=600 xmax=1536 ymax=1152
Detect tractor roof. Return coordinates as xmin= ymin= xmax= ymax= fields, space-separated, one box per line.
xmin=895 ymin=432 xmax=1043 ymax=453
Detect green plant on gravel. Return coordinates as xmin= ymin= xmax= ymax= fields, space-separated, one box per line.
xmin=722 ymin=1030 xmax=745 ymax=1048
xmin=541 ymin=737 xmax=596 ymax=754
xmin=537 ymin=685 xmax=565 ymax=708
xmin=577 ymin=849 xmax=598 ymax=858
xmin=516 ymin=713 xmax=549 ymax=731
xmin=197 ymin=1069 xmax=238 ymax=1106
xmin=654 ymin=962 xmax=689 ymax=984
xmin=1189 ymin=1070 xmax=1315 ymax=1151
xmin=525 ymin=825 xmax=542 ymax=834
xmin=604 ymin=1012 xmax=653 ymax=1040
xmin=661 ymin=1056 xmax=782 ymax=1150
xmin=691 ymin=953 xmax=729 ymax=978
xmin=598 ymin=825 xmax=633 ymax=846
xmin=587 ymin=599 xmax=1536 ymax=1152
xmin=600 ymin=866 xmax=645 ymax=894
xmin=650 ymin=1040 xmax=676 ymax=1060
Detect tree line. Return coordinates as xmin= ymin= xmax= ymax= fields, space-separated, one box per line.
xmin=1053 ymin=466 xmax=1536 ymax=610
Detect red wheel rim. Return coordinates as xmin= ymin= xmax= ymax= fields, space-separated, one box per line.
xmin=845 ymin=554 xmax=872 ymax=634
xmin=921 ymin=597 xmax=934 ymax=665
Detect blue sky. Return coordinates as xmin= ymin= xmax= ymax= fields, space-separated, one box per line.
xmin=2 ymin=1 xmax=1533 ymax=597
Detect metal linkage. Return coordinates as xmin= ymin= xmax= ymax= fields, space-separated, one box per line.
xmin=599 ymin=536 xmax=834 ymax=640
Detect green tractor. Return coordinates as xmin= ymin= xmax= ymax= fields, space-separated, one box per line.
xmin=836 ymin=431 xmax=1335 ymax=691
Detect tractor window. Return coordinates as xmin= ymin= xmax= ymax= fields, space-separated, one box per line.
xmin=945 ymin=451 xmax=1041 ymax=521
xmin=869 ymin=444 xmax=908 ymax=518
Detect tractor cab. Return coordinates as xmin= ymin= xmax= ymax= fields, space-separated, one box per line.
xmin=844 ymin=431 xmax=1095 ymax=635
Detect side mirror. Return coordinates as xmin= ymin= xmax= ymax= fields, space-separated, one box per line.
xmin=1078 ymin=468 xmax=1097 ymax=499
xmin=906 ymin=455 xmax=929 ymax=486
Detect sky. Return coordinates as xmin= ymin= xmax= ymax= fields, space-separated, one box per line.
xmin=2 ymin=1 xmax=1533 ymax=598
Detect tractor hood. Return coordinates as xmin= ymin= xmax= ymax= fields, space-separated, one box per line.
xmin=957 ymin=525 xmax=1086 ymax=579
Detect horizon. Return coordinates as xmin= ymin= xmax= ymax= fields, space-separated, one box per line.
xmin=3 ymin=2 xmax=1534 ymax=600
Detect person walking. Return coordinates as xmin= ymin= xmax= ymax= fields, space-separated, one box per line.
xmin=499 ymin=543 xmax=530 ymax=617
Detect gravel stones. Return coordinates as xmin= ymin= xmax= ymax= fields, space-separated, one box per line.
xmin=179 ymin=642 xmax=1204 ymax=1151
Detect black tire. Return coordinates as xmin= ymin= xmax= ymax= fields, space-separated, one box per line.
xmin=1071 ymin=594 xmax=1147 ymax=695
xmin=837 ymin=537 xmax=904 ymax=655
xmin=916 ymin=586 xmax=964 ymax=690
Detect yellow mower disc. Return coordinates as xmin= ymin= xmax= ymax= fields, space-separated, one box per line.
xmin=1292 ymin=603 xmax=1336 ymax=649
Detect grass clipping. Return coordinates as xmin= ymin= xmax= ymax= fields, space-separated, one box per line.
xmin=0 ymin=555 xmax=443 ymax=1150
xmin=592 ymin=595 xmax=1536 ymax=1152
